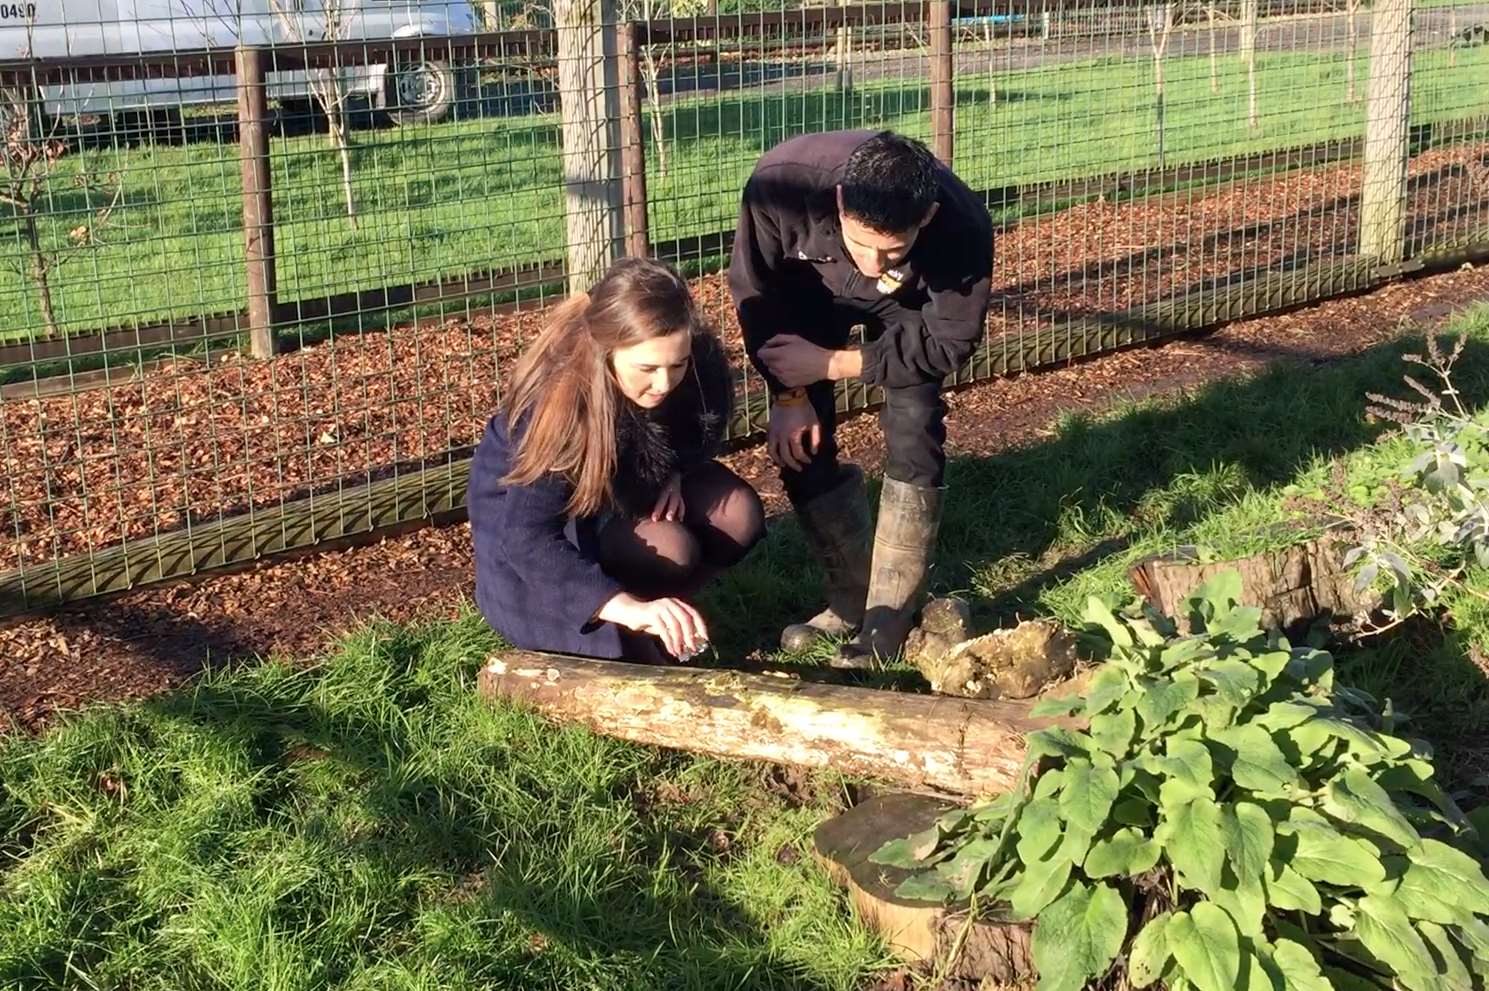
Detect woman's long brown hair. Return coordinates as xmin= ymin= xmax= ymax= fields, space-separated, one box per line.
xmin=500 ymin=257 xmax=702 ymax=518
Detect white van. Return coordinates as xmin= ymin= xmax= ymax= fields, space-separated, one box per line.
xmin=0 ymin=0 xmax=481 ymax=125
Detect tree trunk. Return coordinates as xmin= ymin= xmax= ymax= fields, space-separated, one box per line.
xmin=478 ymin=652 xmax=1065 ymax=796
xmin=1448 ymin=5 xmax=1457 ymax=68
xmin=640 ymin=44 xmax=668 ymax=179
xmin=22 ymin=207 xmax=59 ymax=337
xmin=1149 ymin=4 xmax=1173 ymax=170
xmin=1242 ymin=0 xmax=1259 ymax=131
xmin=316 ymin=73 xmax=358 ymax=229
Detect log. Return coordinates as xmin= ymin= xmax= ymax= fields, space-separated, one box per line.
xmin=478 ymin=652 xmax=1062 ymax=796
xmin=813 ymin=792 xmax=1034 ymax=982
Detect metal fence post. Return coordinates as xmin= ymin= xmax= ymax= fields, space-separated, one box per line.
xmin=616 ymin=22 xmax=651 ymax=259
xmin=929 ymin=0 xmax=954 ymax=165
xmin=1358 ymin=0 xmax=1412 ymax=265
xmin=235 ymin=44 xmax=277 ymax=360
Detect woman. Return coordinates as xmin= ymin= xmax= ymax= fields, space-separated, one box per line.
xmin=468 ymin=257 xmax=765 ymax=662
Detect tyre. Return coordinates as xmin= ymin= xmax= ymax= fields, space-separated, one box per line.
xmin=385 ymin=59 xmax=457 ymax=125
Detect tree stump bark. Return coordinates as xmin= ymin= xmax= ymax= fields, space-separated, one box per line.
xmin=478 ymin=652 xmax=1069 ymax=796
xmin=1128 ymin=530 xmax=1378 ymax=636
xmin=813 ymin=792 xmax=1035 ymax=982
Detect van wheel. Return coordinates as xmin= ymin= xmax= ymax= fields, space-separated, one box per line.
xmin=386 ymin=59 xmax=456 ymax=125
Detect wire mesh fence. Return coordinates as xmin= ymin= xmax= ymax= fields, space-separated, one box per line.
xmin=0 ymin=0 xmax=1485 ymax=613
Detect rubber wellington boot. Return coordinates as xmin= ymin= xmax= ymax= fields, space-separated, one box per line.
xmin=832 ymin=477 xmax=944 ymax=670
xmin=779 ymin=466 xmax=873 ymax=652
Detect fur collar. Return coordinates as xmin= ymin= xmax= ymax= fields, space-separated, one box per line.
xmin=611 ymin=331 xmax=733 ymax=517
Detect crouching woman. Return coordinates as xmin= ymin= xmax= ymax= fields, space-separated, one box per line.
xmin=468 ymin=258 xmax=765 ymax=662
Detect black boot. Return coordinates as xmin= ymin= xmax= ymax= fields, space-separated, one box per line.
xmin=834 ymin=477 xmax=944 ymax=670
xmin=779 ymin=466 xmax=873 ymax=652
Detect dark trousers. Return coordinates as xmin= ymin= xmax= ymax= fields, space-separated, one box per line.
xmin=778 ymin=297 xmax=949 ymax=505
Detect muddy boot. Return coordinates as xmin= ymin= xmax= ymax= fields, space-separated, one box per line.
xmin=833 ymin=477 xmax=944 ymax=670
xmin=779 ymin=466 xmax=873 ymax=652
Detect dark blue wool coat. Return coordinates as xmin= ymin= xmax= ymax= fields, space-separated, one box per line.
xmin=468 ymin=332 xmax=732 ymax=658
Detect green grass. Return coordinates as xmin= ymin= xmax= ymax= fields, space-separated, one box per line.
xmin=4 ymin=43 xmax=1486 ymax=342
xmin=0 ymin=612 xmax=894 ymax=990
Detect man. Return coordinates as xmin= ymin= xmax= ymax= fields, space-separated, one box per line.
xmin=728 ymin=129 xmax=993 ymax=668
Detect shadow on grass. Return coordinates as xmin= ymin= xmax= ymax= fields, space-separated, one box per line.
xmin=706 ymin=325 xmax=1489 ymax=651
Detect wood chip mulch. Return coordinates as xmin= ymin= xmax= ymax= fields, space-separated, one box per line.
xmin=2 ymin=258 xmax=1486 ymax=734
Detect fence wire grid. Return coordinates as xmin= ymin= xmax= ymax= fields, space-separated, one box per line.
xmin=0 ymin=0 xmax=1485 ymax=612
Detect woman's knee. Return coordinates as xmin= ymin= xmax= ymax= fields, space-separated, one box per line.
xmin=695 ymin=470 xmax=765 ymax=566
xmin=601 ymin=518 xmax=703 ymax=590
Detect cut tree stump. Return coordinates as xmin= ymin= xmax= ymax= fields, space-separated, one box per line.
xmin=1128 ymin=530 xmax=1378 ymax=636
xmin=813 ymin=792 xmax=1034 ymax=982
xmin=478 ymin=652 xmax=1069 ymax=796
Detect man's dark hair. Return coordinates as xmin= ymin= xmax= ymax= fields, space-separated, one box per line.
xmin=839 ymin=131 xmax=939 ymax=234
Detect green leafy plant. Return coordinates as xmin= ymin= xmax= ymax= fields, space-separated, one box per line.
xmin=1347 ymin=334 xmax=1489 ymax=626
xmin=872 ymin=571 xmax=1489 ymax=991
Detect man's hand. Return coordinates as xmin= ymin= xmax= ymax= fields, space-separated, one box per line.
xmin=768 ymin=401 xmax=822 ymax=472
xmin=759 ymin=335 xmax=835 ymax=388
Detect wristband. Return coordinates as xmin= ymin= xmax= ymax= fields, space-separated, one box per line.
xmin=773 ymin=387 xmax=808 ymax=408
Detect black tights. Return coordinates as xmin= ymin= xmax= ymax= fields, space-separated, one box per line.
xmin=598 ymin=461 xmax=764 ymax=661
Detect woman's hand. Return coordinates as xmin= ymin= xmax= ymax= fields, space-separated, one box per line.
xmin=652 ymin=473 xmax=685 ymax=523
xmin=597 ymin=592 xmax=709 ymax=661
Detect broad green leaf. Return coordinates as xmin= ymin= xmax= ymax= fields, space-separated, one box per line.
xmin=1084 ymin=597 xmax=1134 ymax=649
xmin=1060 ymin=760 xmax=1121 ymax=836
xmin=1015 ymin=798 xmax=1062 ymax=865
xmin=1287 ymin=718 xmax=1396 ymax=765
xmin=1031 ymin=694 xmax=1086 ymax=718
xmin=1031 ymin=881 xmax=1128 ymax=991
xmin=1199 ymin=659 xmax=1262 ymax=707
xmin=1284 ymin=647 xmax=1336 ymax=689
xmin=1128 ymin=912 xmax=1173 ymax=988
xmin=1264 ymin=862 xmax=1322 ymax=915
xmin=1185 ymin=571 xmax=1245 ymax=631
xmin=1419 ymin=921 xmax=1473 ymax=990
xmin=1270 ymin=938 xmax=1333 ymax=991
xmin=1376 ymin=761 xmax=1466 ymax=825
xmin=1322 ymin=767 xmax=1420 ymax=849
xmin=1114 ymin=796 xmax=1156 ymax=828
xmin=1057 ymin=823 xmax=1096 ymax=868
xmin=972 ymin=791 xmax=1018 ymax=822
xmin=1249 ymin=649 xmax=1294 ymax=684
xmin=1158 ymin=795 xmax=1225 ymax=895
xmin=1137 ymin=673 xmax=1201 ymax=729
xmin=937 ymin=837 xmax=1003 ymax=896
xmin=1028 ymin=728 xmax=1093 ymax=762
xmin=1237 ymin=950 xmax=1280 ymax=991
xmin=1033 ymin=767 xmax=1066 ymax=801
xmin=872 ymin=828 xmax=948 ymax=868
xmin=1211 ymin=865 xmax=1267 ymax=937
xmin=1086 ymin=665 xmax=1130 ymax=716
xmin=1221 ymin=802 xmax=1275 ymax=884
xmin=1168 ymin=903 xmax=1241 ymax=991
xmin=1257 ymin=700 xmax=1325 ymax=732
xmin=1194 ymin=695 xmax=1240 ymax=731
xmin=1090 ymin=707 xmax=1137 ymax=757
xmin=1281 ymin=818 xmax=1387 ymax=888
xmin=1161 ymin=738 xmax=1216 ymax=802
xmin=1322 ymin=967 xmax=1390 ymax=991
xmin=1084 ymin=827 xmax=1161 ymax=878
xmin=1353 ymin=893 xmax=1440 ymax=991
xmin=1399 ymin=840 xmax=1489 ymax=917
xmin=1211 ymin=605 xmax=1266 ymax=642
xmin=1159 ymin=636 xmax=1214 ymax=671
xmin=1009 ymin=852 xmax=1073 ymax=921
xmin=894 ymin=869 xmax=957 ymax=902
xmin=1208 ymin=725 xmax=1301 ymax=796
